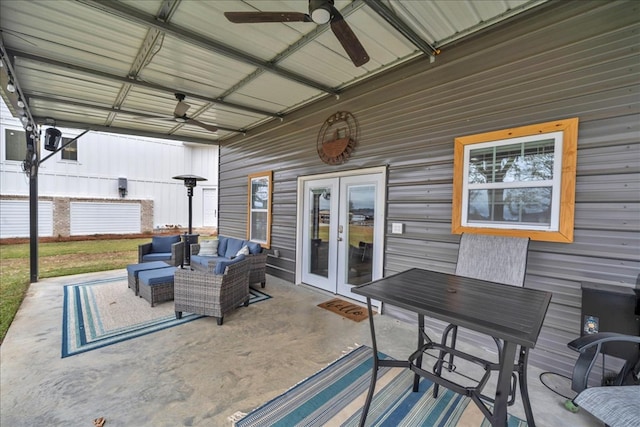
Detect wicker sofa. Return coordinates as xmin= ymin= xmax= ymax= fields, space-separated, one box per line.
xmin=174 ymin=255 xmax=250 ymax=325
xmin=190 ymin=235 xmax=267 ymax=288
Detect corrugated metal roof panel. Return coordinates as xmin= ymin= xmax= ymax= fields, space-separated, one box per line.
xmin=1 ymin=0 xmax=552 ymax=143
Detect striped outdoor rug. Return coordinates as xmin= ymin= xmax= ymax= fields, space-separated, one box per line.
xmin=234 ymin=345 xmax=527 ymax=427
xmin=62 ymin=275 xmax=270 ymax=358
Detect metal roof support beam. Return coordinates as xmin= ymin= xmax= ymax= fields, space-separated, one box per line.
xmin=7 ymin=49 xmax=277 ymax=119
xmin=76 ymin=0 xmax=339 ymax=96
xmin=33 ymin=118 xmax=220 ymax=145
xmin=107 ymin=0 xmax=181 ymax=126
xmin=24 ymin=94 xmax=243 ymax=134
xmin=363 ymin=0 xmax=440 ymax=57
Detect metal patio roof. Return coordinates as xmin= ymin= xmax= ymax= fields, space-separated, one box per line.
xmin=0 ymin=0 xmax=548 ymax=145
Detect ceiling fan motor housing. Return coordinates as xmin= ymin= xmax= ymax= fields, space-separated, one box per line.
xmin=309 ymin=0 xmax=333 ymax=24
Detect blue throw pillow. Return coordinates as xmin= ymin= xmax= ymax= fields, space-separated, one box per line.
xmin=214 ymin=254 xmax=246 ymax=275
xmin=247 ymin=241 xmax=262 ymax=254
xmin=151 ymin=235 xmax=180 ymax=253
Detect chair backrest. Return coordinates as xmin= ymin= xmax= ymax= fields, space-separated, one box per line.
xmin=455 ymin=233 xmax=530 ymax=287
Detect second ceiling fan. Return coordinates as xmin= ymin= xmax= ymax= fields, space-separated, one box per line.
xmin=225 ymin=0 xmax=370 ymax=67
xmin=146 ymin=93 xmax=219 ymax=133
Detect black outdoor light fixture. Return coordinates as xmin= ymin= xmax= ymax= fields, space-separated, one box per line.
xmin=172 ymin=174 xmax=207 ymax=234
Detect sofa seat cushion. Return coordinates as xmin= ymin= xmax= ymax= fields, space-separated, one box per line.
xmin=151 ymin=235 xmax=181 ymax=253
xmin=214 ymin=254 xmax=246 ymax=275
xmin=142 ymin=252 xmax=172 ymax=262
xmin=190 ymin=255 xmax=227 ymax=270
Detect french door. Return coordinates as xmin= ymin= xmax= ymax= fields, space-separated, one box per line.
xmin=299 ymin=169 xmax=385 ymax=305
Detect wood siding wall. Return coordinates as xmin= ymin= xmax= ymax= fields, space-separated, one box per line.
xmin=218 ymin=0 xmax=639 ymax=376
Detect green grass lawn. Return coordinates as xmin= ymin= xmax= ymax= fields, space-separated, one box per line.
xmin=0 ymin=238 xmax=149 ymax=343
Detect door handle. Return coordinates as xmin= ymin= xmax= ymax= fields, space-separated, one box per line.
xmin=338 ymin=225 xmax=343 ymax=233
xmin=337 ymin=237 xmax=343 ymax=241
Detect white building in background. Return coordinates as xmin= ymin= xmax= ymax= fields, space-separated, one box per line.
xmin=0 ymin=100 xmax=219 ymax=239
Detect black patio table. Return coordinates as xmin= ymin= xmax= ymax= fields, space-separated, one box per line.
xmin=352 ymin=268 xmax=552 ymax=427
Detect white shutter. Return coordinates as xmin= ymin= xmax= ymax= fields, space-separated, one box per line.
xmin=0 ymin=200 xmax=53 ymax=238
xmin=70 ymin=202 xmax=140 ymax=235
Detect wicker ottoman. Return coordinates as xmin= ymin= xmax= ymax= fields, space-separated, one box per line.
xmin=138 ymin=266 xmax=177 ymax=307
xmin=126 ymin=261 xmax=170 ymax=295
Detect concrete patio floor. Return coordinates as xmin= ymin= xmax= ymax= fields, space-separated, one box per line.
xmin=1 ymin=270 xmax=601 ymax=427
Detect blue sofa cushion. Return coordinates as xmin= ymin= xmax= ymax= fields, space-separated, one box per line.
xmin=217 ymin=236 xmax=229 ymax=257
xmin=247 ymin=241 xmax=262 ymax=255
xmin=223 ymin=238 xmax=245 ymax=259
xmin=142 ymin=253 xmax=172 ymax=262
xmin=214 ymin=254 xmax=246 ymax=275
xmin=152 ymin=235 xmax=180 ymax=253
xmin=190 ymin=255 xmax=227 ymax=270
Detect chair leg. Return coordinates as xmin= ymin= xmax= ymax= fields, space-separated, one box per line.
xmin=216 ymin=316 xmax=223 ymax=325
xmin=261 ymin=281 xmax=265 ymax=288
xmin=175 ymin=311 xmax=182 ymax=319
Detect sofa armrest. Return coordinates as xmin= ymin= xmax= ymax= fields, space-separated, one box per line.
xmin=248 ymin=251 xmax=268 ymax=288
xmin=138 ymin=242 xmax=153 ymax=263
xmin=170 ymin=241 xmax=184 ymax=266
xmin=191 ymin=243 xmax=201 ymax=256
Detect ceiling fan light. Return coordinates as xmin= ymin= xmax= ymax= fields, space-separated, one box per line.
xmin=311 ymin=7 xmax=331 ymax=24
xmin=7 ymin=80 xmax=16 ymax=93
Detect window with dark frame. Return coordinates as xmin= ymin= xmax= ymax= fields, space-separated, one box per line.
xmin=4 ymin=128 xmax=26 ymax=161
xmin=61 ymin=137 xmax=77 ymax=161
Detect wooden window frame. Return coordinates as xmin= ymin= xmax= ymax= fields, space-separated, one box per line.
xmin=452 ymin=118 xmax=578 ymax=243
xmin=247 ymin=170 xmax=273 ymax=248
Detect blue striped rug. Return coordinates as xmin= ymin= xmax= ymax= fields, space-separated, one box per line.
xmin=62 ymin=275 xmax=270 ymax=358
xmin=235 ymin=346 xmax=527 ymax=427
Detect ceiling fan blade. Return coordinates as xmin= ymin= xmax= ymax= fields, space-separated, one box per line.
xmin=330 ymin=10 xmax=369 ymax=67
xmin=174 ymin=100 xmax=190 ymax=117
xmin=224 ymin=11 xmax=310 ymax=23
xmin=185 ymin=117 xmax=218 ymax=133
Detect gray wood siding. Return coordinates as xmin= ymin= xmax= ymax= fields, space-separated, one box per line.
xmin=218 ymin=0 xmax=639 ymax=377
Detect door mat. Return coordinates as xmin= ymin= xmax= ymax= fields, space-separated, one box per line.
xmin=317 ymin=298 xmax=369 ymax=322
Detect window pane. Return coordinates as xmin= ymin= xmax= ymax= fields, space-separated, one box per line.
xmin=346 ymin=184 xmax=374 ymax=286
xmin=468 ymin=187 xmax=552 ymax=225
xmin=309 ymin=187 xmax=330 ymax=277
xmin=251 ymin=177 xmax=269 ymax=209
xmin=61 ymin=138 xmax=77 ymax=161
xmin=5 ymin=129 xmax=26 ymax=161
xmin=468 ymin=138 xmax=555 ymax=185
xmin=250 ymin=211 xmax=268 ymax=242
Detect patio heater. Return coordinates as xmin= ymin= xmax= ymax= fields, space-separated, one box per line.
xmin=173 ymin=174 xmax=207 ymax=264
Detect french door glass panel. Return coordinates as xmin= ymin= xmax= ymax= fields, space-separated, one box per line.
xmin=302 ymin=179 xmax=337 ymax=292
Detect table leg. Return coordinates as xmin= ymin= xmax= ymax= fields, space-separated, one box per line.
xmin=491 ymin=340 xmax=517 ymax=427
xmin=413 ymin=314 xmax=425 ymax=392
xmin=359 ymin=298 xmax=378 ymax=427
xmin=517 ymin=346 xmax=536 ymax=426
